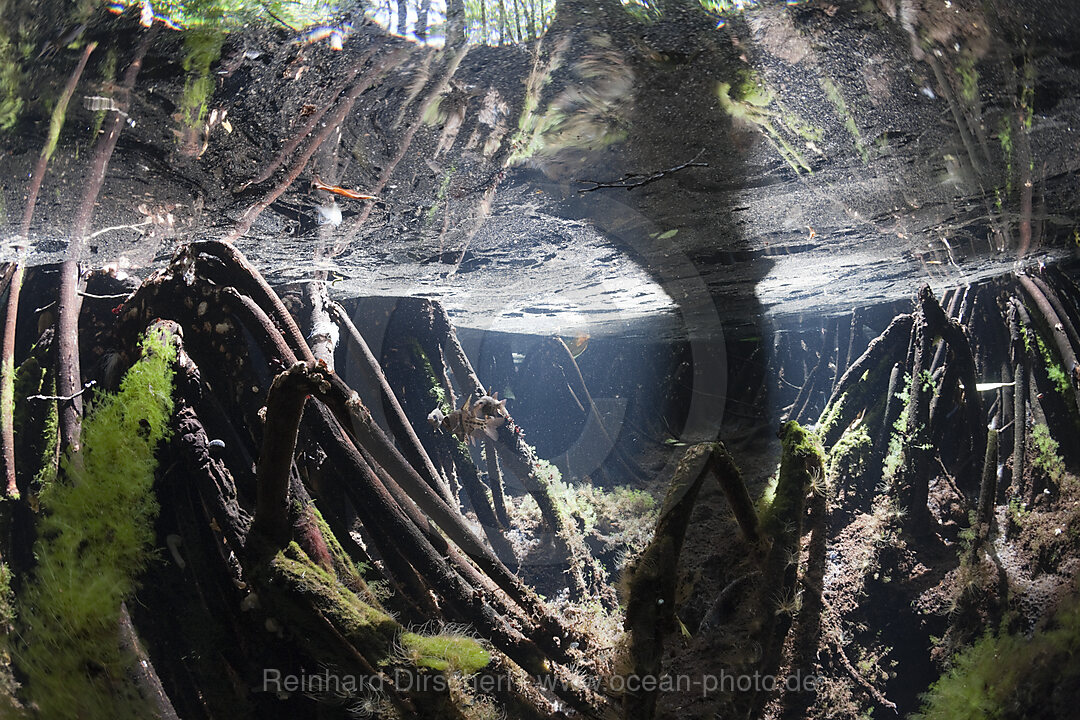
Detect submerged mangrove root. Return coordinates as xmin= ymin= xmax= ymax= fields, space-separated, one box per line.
xmin=623 ymin=443 xmax=715 ymax=720
xmin=817 ymin=283 xmax=993 ymax=536
xmin=382 ymin=296 xmax=614 ymax=608
xmin=0 ymin=240 xmax=628 ymax=718
xmin=788 ymin=268 xmax=1080 ymax=715
xmin=624 ymin=440 xmax=760 ymax=720
xmin=627 ymin=266 xmax=1080 ymax=720
xmin=749 ymin=421 xmax=825 ymax=719
xmin=1 ymin=261 xmax=23 ymax=498
xmin=328 ymin=298 xmax=453 ymax=505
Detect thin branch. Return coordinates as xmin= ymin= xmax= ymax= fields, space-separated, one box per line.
xmin=259 ymin=2 xmax=298 ymax=31
xmin=86 ymin=218 xmax=152 ymax=240
xmin=577 ymin=149 xmax=707 ymax=193
xmin=27 ymin=380 xmax=96 ymax=401
xmin=827 ymin=632 xmax=898 ymax=714
xmin=78 ymin=291 xmax=133 ymax=300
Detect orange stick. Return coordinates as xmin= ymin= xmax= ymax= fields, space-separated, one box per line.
xmin=313 ymin=175 xmax=378 ymax=201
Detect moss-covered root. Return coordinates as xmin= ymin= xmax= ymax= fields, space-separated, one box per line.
xmin=14 ymin=322 xmax=178 ymax=720
xmin=751 ymin=421 xmax=825 ymax=717
xmin=253 ymin=541 xmax=401 ymax=669
xmin=1017 ymin=273 xmax=1080 ymax=420
xmin=970 ymin=427 xmax=999 ymax=560
xmin=829 ymin=424 xmax=874 ymax=510
xmin=623 ymin=442 xmax=714 ymax=720
xmin=789 ymin=430 xmax=835 ymax=716
xmin=251 ymin=542 xmax=488 ymax=719
xmin=818 ymin=313 xmax=914 ymax=448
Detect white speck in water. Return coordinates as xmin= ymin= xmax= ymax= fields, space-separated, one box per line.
xmin=317 ymin=201 xmax=342 ymax=226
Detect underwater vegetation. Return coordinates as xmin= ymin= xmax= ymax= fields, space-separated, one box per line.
xmin=15 ymin=328 xmax=176 ymax=719
xmin=914 ymin=587 xmax=1080 ymax=720
xmin=398 ymin=629 xmax=492 ymax=673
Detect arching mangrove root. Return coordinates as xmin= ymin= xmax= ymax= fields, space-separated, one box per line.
xmin=623 ymin=440 xmax=761 ymax=720
xmin=623 ymin=442 xmax=715 ymax=720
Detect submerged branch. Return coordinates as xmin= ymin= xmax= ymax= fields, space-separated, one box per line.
xmin=1 ymin=261 xmax=24 ymax=498
xmin=20 ymin=42 xmax=96 ymax=241
xmin=328 ymin=299 xmax=453 ymax=504
xmin=250 ymin=362 xmax=323 ymax=548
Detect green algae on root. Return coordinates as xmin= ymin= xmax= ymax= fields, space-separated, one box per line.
xmin=914 ymin=590 xmax=1080 ymax=720
xmin=15 ymin=327 xmax=176 ymax=719
xmin=398 ymin=631 xmax=491 ymax=674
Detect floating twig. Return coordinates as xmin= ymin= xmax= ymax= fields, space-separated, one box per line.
xmin=86 ymin=218 xmax=152 ymax=239
xmin=577 ymin=148 xmax=707 ymax=193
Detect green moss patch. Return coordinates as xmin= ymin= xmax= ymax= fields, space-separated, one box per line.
xmin=15 ymin=329 xmax=176 ymax=719
xmin=259 ymin=541 xmax=400 ymax=663
xmin=399 ymin=631 xmax=491 ymax=674
xmin=915 ymin=591 xmax=1080 ymax=719
xmin=1031 ymin=423 xmax=1066 ymax=486
xmin=0 ymin=561 xmax=23 ymax=715
xmin=816 ymin=392 xmax=846 ymax=443
xmin=829 ymin=424 xmax=872 ymax=486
